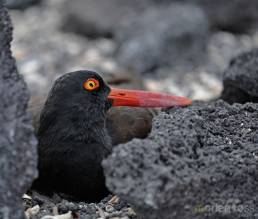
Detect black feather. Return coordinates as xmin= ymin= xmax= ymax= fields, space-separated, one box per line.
xmin=33 ymin=70 xmax=113 ymax=202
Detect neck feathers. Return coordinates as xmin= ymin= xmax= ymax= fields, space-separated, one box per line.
xmin=38 ymin=104 xmax=111 ymax=149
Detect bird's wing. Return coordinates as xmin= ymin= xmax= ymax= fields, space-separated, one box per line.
xmin=106 ymin=107 xmax=158 ymax=145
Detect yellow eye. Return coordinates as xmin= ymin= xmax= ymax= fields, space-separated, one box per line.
xmin=83 ymin=78 xmax=100 ymax=91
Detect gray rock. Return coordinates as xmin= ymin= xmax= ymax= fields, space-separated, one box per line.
xmin=221 ymin=49 xmax=258 ymax=104
xmin=103 ymin=100 xmax=258 ymax=219
xmin=4 ymin=0 xmax=40 ymax=9
xmin=152 ymin=0 xmax=258 ymax=33
xmin=116 ymin=3 xmax=209 ymax=73
xmin=23 ymin=193 xmax=133 ymax=219
xmin=62 ymin=0 xmax=150 ymax=38
xmin=195 ymin=0 xmax=258 ymax=33
xmin=0 ymin=2 xmax=37 ymax=219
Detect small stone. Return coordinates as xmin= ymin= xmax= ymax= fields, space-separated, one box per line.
xmin=25 ymin=205 xmax=40 ymax=218
xmin=105 ymin=205 xmax=114 ymax=213
xmin=41 ymin=211 xmax=72 ymax=219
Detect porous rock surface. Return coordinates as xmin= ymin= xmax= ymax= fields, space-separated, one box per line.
xmin=221 ymin=49 xmax=258 ymax=104
xmin=103 ymin=100 xmax=258 ymax=219
xmin=0 ymin=2 xmax=37 ymax=219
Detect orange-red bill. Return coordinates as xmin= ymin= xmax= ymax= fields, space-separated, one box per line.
xmin=108 ymin=87 xmax=192 ymax=107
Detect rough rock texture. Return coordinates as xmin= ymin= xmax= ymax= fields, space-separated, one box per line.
xmin=117 ymin=3 xmax=209 ymax=73
xmin=0 ymin=2 xmax=37 ymax=219
xmin=103 ymin=100 xmax=258 ymax=219
xmin=23 ymin=193 xmax=136 ymax=219
xmin=221 ymin=49 xmax=258 ymax=104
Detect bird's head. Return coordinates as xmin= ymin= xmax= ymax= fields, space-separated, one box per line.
xmin=42 ymin=71 xmax=111 ymax=120
xmin=45 ymin=70 xmax=192 ymax=115
xmin=38 ymin=70 xmax=192 ymax=151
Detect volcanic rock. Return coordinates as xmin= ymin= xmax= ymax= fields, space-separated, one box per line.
xmin=221 ymin=49 xmax=258 ymax=104
xmin=0 ymin=2 xmax=37 ymax=219
xmin=195 ymin=0 xmax=258 ymax=34
xmin=62 ymin=0 xmax=150 ymax=38
xmin=103 ymin=100 xmax=258 ymax=219
xmin=23 ymin=193 xmax=135 ymax=219
xmin=116 ymin=3 xmax=209 ymax=73
xmin=152 ymin=0 xmax=258 ymax=34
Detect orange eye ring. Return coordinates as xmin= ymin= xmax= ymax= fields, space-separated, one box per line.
xmin=83 ymin=78 xmax=100 ymax=91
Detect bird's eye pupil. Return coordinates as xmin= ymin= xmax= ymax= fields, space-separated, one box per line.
xmin=83 ymin=78 xmax=100 ymax=91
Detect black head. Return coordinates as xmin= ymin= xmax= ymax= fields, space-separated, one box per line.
xmin=38 ymin=70 xmax=113 ymax=146
xmin=46 ymin=70 xmax=112 ymax=114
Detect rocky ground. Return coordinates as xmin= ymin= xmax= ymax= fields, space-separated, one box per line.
xmin=23 ymin=193 xmax=136 ymax=219
xmin=3 ymin=0 xmax=258 ymax=218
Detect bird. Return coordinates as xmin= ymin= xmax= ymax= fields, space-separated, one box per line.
xmin=32 ymin=70 xmax=192 ymax=202
xmin=28 ymin=69 xmax=157 ymax=146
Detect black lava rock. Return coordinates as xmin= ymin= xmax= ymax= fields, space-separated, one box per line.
xmin=103 ymin=100 xmax=258 ymax=219
xmin=221 ymin=49 xmax=258 ymax=104
xmin=116 ymin=3 xmax=209 ymax=73
xmin=0 ymin=1 xmax=37 ymax=219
